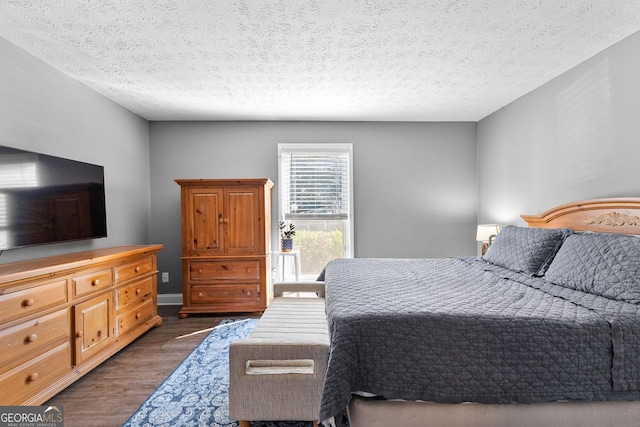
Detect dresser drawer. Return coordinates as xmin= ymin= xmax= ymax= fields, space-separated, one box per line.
xmin=189 ymin=284 xmax=261 ymax=305
xmin=115 ymin=255 xmax=155 ymax=284
xmin=0 ymin=280 xmax=68 ymax=324
xmin=72 ymin=269 xmax=113 ymax=298
xmin=188 ymin=260 xmax=261 ymax=282
xmin=0 ymin=309 xmax=70 ymax=370
xmin=117 ymin=298 xmax=154 ymax=336
xmin=116 ymin=276 xmax=153 ymax=312
xmin=0 ymin=342 xmax=71 ymax=405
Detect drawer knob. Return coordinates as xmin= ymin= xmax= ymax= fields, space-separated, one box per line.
xmin=135 ymin=288 xmax=141 ymax=295
xmin=198 ymin=268 xmax=203 ymax=274
xmin=27 ymin=333 xmax=38 ymax=343
xmin=91 ymin=279 xmax=100 ymax=286
xmin=246 ymin=268 xmax=251 ymax=273
xmin=198 ymin=292 xmax=204 ymax=297
xmin=136 ymin=313 xmax=141 ymax=319
xmin=135 ymin=266 xmax=141 ymax=273
xmin=76 ymin=331 xmax=83 ymax=338
xmin=246 ymin=290 xmax=252 ymax=296
xmin=23 ymin=298 xmax=35 ymax=307
xmin=27 ymin=372 xmax=39 ymax=382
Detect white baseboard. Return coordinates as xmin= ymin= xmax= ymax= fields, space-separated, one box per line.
xmin=157 ymin=293 xmax=183 ymax=306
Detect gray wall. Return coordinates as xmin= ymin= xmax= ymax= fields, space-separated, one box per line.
xmin=149 ymin=121 xmax=478 ymax=294
xmin=477 ymin=31 xmax=640 ymax=226
xmin=0 ymin=36 xmax=152 ymax=264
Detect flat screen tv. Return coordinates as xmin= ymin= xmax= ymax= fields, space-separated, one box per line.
xmin=0 ymin=145 xmax=107 ymax=250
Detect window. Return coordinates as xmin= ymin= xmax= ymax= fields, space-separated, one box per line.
xmin=278 ymin=143 xmax=353 ymax=279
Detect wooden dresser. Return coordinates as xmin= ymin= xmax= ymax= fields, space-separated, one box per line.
xmin=0 ymin=245 xmax=163 ymax=405
xmin=176 ymin=179 xmax=273 ymax=317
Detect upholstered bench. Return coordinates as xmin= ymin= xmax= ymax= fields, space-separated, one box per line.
xmin=229 ymin=281 xmax=329 ymax=427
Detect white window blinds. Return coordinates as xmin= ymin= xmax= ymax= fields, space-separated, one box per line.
xmin=279 ymin=144 xmax=352 ymax=220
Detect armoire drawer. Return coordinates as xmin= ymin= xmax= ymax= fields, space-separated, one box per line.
xmin=189 ymin=284 xmax=261 ymax=305
xmin=0 ymin=309 xmax=69 ymax=370
xmin=188 ymin=260 xmax=261 ymax=282
xmin=0 ymin=280 xmax=68 ymax=324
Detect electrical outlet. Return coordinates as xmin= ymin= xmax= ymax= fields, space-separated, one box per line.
xmin=161 ymin=272 xmax=169 ymax=283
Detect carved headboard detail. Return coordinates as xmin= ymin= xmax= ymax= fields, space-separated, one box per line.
xmin=586 ymin=212 xmax=640 ymax=227
xmin=521 ymin=198 xmax=640 ymax=235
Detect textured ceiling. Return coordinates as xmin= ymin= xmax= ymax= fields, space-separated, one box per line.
xmin=1 ymin=1 xmax=640 ymax=121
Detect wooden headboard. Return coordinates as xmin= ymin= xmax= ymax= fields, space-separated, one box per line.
xmin=521 ymin=198 xmax=640 ymax=235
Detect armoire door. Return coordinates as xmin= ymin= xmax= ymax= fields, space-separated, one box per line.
xmin=184 ymin=187 xmax=224 ymax=256
xmin=224 ymin=187 xmax=263 ymax=255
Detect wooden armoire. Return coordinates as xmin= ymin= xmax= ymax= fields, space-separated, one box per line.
xmin=176 ymin=179 xmax=273 ymax=317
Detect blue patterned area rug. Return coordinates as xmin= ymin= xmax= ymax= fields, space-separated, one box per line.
xmin=124 ymin=318 xmax=345 ymax=427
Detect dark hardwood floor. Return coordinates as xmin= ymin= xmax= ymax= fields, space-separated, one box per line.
xmin=46 ymin=305 xmax=254 ymax=427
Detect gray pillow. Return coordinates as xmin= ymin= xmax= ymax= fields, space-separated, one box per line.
xmin=544 ymin=232 xmax=640 ymax=303
xmin=483 ymin=225 xmax=572 ymax=276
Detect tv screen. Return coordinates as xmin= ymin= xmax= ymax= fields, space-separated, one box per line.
xmin=0 ymin=145 xmax=107 ymax=250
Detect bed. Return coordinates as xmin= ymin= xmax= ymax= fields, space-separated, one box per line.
xmin=320 ymin=198 xmax=640 ymax=427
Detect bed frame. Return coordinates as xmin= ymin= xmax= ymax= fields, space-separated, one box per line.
xmin=347 ymin=198 xmax=640 ymax=427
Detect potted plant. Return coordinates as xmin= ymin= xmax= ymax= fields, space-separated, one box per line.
xmin=279 ymin=221 xmax=296 ymax=252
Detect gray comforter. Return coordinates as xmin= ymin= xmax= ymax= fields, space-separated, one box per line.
xmin=319 ymin=257 xmax=640 ymax=422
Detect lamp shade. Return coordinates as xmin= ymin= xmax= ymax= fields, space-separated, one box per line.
xmin=476 ymin=224 xmax=500 ymax=242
